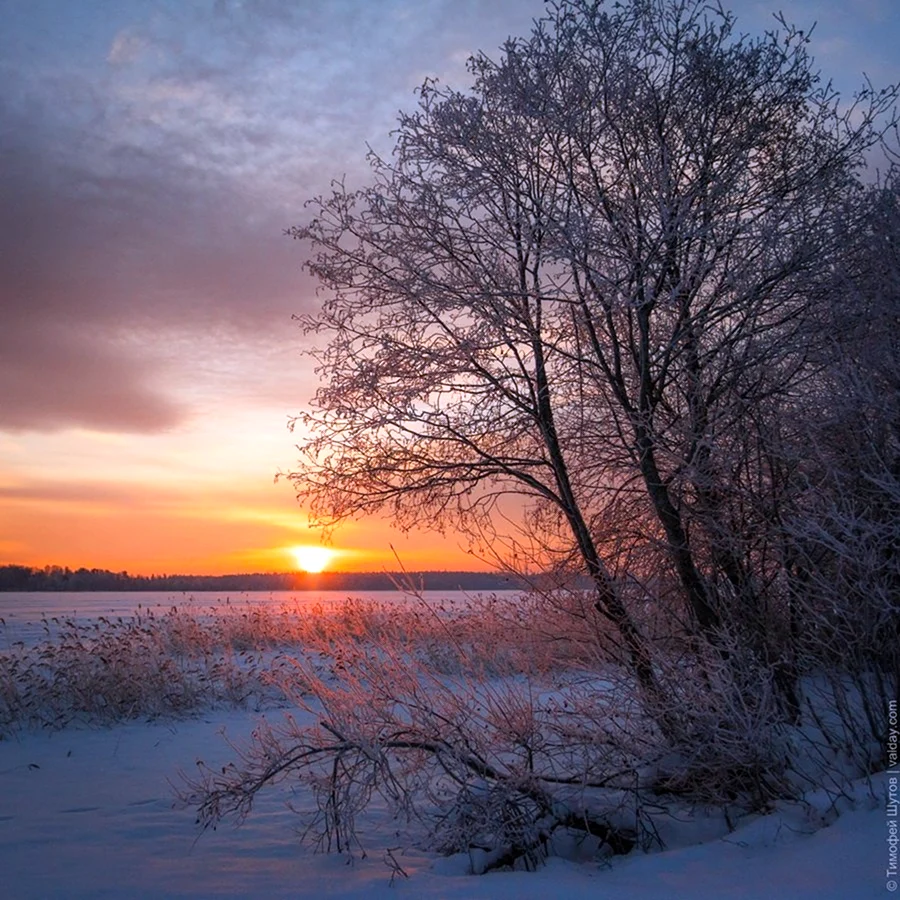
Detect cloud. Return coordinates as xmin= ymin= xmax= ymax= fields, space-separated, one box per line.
xmin=0 ymin=478 xmax=164 ymax=508
xmin=107 ymin=30 xmax=147 ymax=66
xmin=0 ymin=320 xmax=184 ymax=433
xmin=0 ymin=0 xmax=549 ymax=435
xmin=0 ymin=93 xmax=310 ymax=432
xmin=0 ymin=471 xmax=280 ymax=511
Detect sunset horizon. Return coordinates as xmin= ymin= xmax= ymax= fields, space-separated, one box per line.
xmin=1 ymin=2 xmax=896 ymax=896
xmin=2 ymin=0 xmax=896 ymax=580
xmin=0 ymin=534 xmax=493 ymax=578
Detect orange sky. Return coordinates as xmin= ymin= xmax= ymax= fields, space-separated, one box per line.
xmin=0 ymin=421 xmax=486 ymax=575
xmin=2 ymin=1 xmax=894 ymax=576
xmin=0 ymin=1 xmax=551 ymax=576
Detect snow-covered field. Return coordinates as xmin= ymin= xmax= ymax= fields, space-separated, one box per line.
xmin=0 ymin=592 xmax=894 ymax=898
xmin=0 ymin=710 xmax=891 ymax=899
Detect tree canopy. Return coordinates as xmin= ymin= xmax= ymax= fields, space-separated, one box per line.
xmin=288 ymin=0 xmax=897 ymax=715
xmin=183 ymin=0 xmax=900 ymax=868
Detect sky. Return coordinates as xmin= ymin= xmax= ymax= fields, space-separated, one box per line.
xmin=1 ymin=0 xmax=897 ymax=576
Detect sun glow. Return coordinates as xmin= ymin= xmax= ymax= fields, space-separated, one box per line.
xmin=290 ymin=545 xmax=335 ymax=573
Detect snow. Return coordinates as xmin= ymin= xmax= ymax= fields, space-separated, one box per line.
xmin=1 ymin=591 xmax=891 ymax=897
xmin=0 ymin=709 xmax=890 ymax=899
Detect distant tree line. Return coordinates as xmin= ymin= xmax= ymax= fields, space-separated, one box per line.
xmin=0 ymin=564 xmax=521 ymax=593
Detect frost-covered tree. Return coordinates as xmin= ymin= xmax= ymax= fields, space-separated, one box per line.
xmin=185 ymin=1 xmax=898 ymax=865
xmin=779 ymin=175 xmax=900 ymax=757
xmin=288 ymin=0 xmax=894 ymax=708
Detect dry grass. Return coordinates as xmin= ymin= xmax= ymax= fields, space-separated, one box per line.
xmin=0 ymin=591 xmax=605 ymax=736
xmin=0 ymin=605 xmax=292 ymax=733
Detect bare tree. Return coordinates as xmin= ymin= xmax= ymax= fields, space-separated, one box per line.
xmin=182 ymin=2 xmax=899 ymax=863
xmin=781 ymin=175 xmax=900 ymax=759
xmin=288 ymin=0 xmax=894 ymax=712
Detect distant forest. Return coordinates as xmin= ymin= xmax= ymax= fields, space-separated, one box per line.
xmin=0 ymin=564 xmax=521 ymax=593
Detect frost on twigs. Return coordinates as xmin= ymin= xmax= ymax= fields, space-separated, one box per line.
xmin=176 ymin=580 xmax=896 ymax=871
xmin=180 ymin=606 xmax=646 ymax=872
xmin=185 ymin=0 xmax=899 ymax=874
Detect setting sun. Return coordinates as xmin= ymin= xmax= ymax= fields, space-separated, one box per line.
xmin=290 ymin=545 xmax=335 ymax=573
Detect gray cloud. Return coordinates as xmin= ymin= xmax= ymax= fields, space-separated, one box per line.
xmin=0 ymin=0 xmax=547 ymax=434
xmin=0 ymin=91 xmax=309 ymax=431
xmin=0 ymin=320 xmax=184 ymax=433
xmin=11 ymin=0 xmax=884 ymax=437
